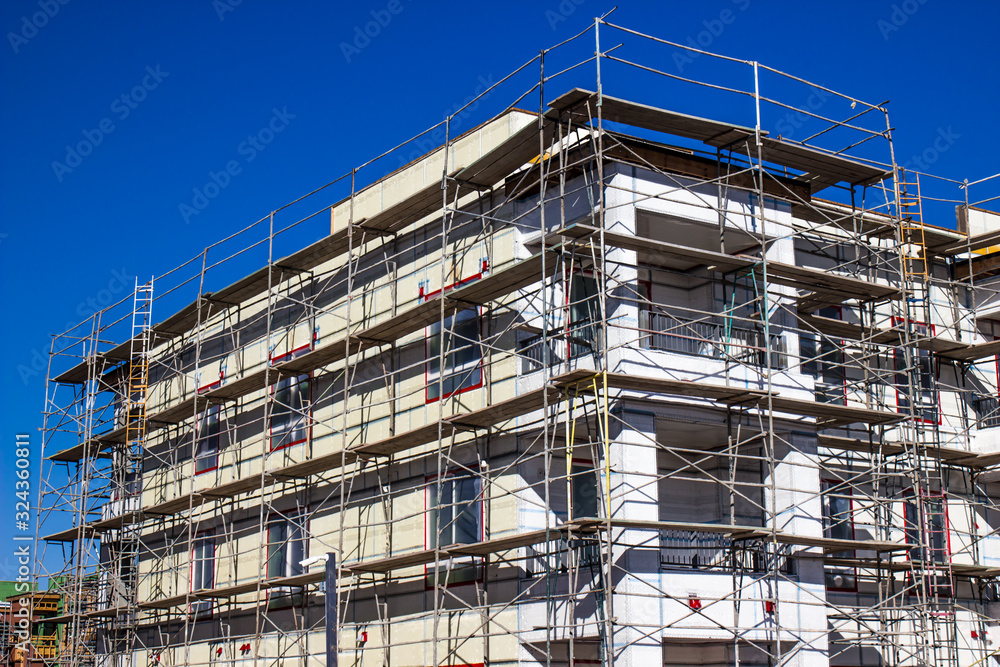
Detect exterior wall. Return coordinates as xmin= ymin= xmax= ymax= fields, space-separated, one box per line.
xmin=76 ymin=152 xmax=1000 ymax=667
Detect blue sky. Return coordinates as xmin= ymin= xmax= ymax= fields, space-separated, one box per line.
xmin=1 ymin=0 xmax=998 ymax=579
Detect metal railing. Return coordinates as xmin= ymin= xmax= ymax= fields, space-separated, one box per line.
xmin=641 ymin=312 xmax=786 ymax=369
xmin=974 ymin=395 xmax=1000 ymax=429
xmin=660 ymin=529 xmax=791 ymax=574
xmin=518 ymin=334 xmax=556 ymax=373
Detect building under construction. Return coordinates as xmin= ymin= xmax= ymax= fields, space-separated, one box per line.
xmin=35 ymin=19 xmax=1000 ymax=667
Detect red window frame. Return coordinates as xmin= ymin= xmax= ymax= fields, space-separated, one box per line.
xmin=820 ymin=478 xmax=857 ymax=592
xmin=423 ymin=469 xmax=486 ymax=589
xmin=891 ymin=317 xmax=940 ymax=425
xmin=189 ymin=529 xmax=216 ymax=618
xmin=902 ymin=489 xmax=952 ymax=596
xmin=197 ymin=377 xmax=222 ymax=396
xmin=423 ymin=268 xmax=487 ymax=404
xmin=268 ymin=344 xmax=313 ymax=452
xmin=903 ymin=489 xmax=951 ymax=564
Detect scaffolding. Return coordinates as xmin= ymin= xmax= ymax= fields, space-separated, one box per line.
xmin=35 ymin=15 xmax=1000 ymax=667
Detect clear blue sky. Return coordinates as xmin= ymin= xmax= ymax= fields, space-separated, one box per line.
xmin=1 ymin=1 xmax=998 ymax=578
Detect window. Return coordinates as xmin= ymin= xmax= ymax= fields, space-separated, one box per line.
xmin=266 ymin=516 xmax=307 ymax=580
xmin=270 ymin=374 xmax=311 ymax=450
xmin=904 ymin=493 xmax=949 ymax=565
xmin=821 ymin=479 xmax=856 ymax=591
xmin=567 ymin=273 xmax=600 ymax=358
xmin=111 ymin=450 xmax=141 ymax=501
xmin=801 ymin=307 xmax=846 ymax=405
xmin=426 ymin=308 xmax=483 ymax=402
xmin=893 ymin=320 xmax=938 ymax=422
xmin=428 ymin=472 xmax=483 ymax=548
xmin=266 ymin=514 xmax=307 ymax=607
xmin=195 ymin=405 xmax=221 ymax=474
xmin=426 ymin=471 xmax=483 ymax=587
xmin=571 ymin=461 xmax=600 ymax=520
xmin=191 ymin=532 xmax=215 ymax=616
xmin=904 ymin=492 xmax=951 ymax=596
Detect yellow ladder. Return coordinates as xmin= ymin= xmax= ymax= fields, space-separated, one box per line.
xmin=898 ymin=168 xmax=928 ymax=282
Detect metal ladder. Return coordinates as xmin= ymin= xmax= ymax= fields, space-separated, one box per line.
xmin=110 ymin=279 xmax=153 ymax=665
xmin=892 ymin=167 xmax=960 ymax=667
xmin=898 ymin=168 xmax=928 ymax=285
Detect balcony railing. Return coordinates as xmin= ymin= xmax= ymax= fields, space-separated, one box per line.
xmin=641 ymin=312 xmax=786 ymax=369
xmin=660 ymin=529 xmax=791 ymax=573
xmin=974 ymin=395 xmax=1000 ymax=429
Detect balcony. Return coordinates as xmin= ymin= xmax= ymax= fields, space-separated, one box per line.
xmin=660 ymin=529 xmax=791 ymax=574
xmin=641 ymin=312 xmax=786 ymax=369
xmin=974 ymin=395 xmax=1000 ymax=430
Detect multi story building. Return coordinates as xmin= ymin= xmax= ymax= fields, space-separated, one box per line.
xmin=37 ymin=21 xmax=1000 ymax=667
xmin=2 ymin=591 xmax=61 ymax=667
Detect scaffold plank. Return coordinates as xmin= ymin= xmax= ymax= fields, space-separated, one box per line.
xmin=279 ymin=227 xmax=353 ymax=272
xmin=778 ymin=534 xmax=905 ymax=553
xmin=938 ymin=338 xmax=1000 ymax=362
xmin=42 ymin=525 xmax=93 ymax=542
xmin=603 ymin=373 xmax=903 ymax=425
xmin=747 ymin=137 xmax=890 ymax=188
xmin=53 ymin=358 xmax=98 ymax=384
xmin=455 ymin=119 xmax=556 ymax=188
xmin=46 ymin=427 xmax=128 ymax=463
xmin=930 ymin=226 xmax=1000 ymax=256
xmin=90 ymin=510 xmax=142 ymax=533
xmin=547 ymin=88 xmax=756 ymax=148
xmin=143 ymin=493 xmax=207 ymax=516
xmin=764 ymin=262 xmax=899 ymax=301
xmin=817 ymin=434 xmax=985 ymax=465
xmin=363 ymin=176 xmax=465 ymax=234
xmin=559 ymin=224 xmax=754 ymax=273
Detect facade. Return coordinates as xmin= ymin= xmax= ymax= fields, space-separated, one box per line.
xmin=37 ymin=22 xmax=1000 ymax=667
xmin=2 ymin=591 xmax=61 ymax=667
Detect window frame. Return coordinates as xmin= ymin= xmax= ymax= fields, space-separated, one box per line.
xmin=569 ymin=457 xmax=600 ymax=521
xmin=265 ymin=512 xmax=309 ymax=608
xmin=820 ymin=478 xmax=858 ymax=592
xmin=423 ymin=273 xmax=486 ymax=404
xmin=194 ymin=404 xmax=222 ymax=475
xmin=902 ymin=489 xmax=952 ymax=597
xmin=903 ymin=489 xmax=951 ymax=566
xmin=268 ymin=343 xmax=313 ymax=452
xmin=424 ymin=469 xmax=485 ymax=588
xmin=565 ymin=268 xmax=601 ymax=360
xmin=190 ymin=529 xmax=216 ymax=618
xmin=800 ymin=306 xmax=848 ymax=406
xmin=891 ymin=317 xmax=940 ymax=424
xmin=266 ymin=513 xmax=308 ymax=582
